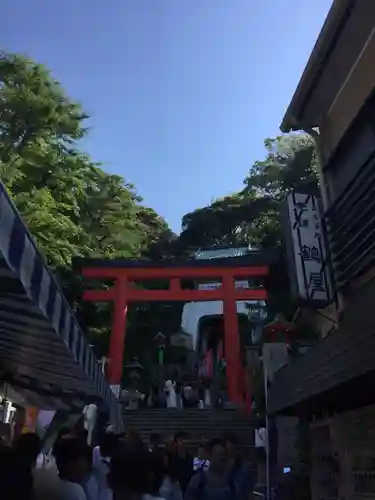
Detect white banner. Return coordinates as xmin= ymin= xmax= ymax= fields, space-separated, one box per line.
xmin=285 ymin=193 xmax=332 ymax=304
xmin=198 ymin=280 xmax=249 ymax=290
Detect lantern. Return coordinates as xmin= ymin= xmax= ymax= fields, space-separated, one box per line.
xmin=263 ymin=314 xmax=295 ymax=343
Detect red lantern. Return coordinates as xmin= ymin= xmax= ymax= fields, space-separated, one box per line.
xmin=263 ymin=314 xmax=295 ymax=343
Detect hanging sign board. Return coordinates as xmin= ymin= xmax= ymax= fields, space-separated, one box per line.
xmin=283 ymin=193 xmax=332 ymax=306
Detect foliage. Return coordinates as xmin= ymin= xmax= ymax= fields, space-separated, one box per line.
xmin=178 ymin=192 xmax=256 ymax=250
xmin=0 ymin=52 xmax=85 ymax=166
xmin=179 ymin=134 xmax=318 ymax=251
xmin=243 ymin=134 xmax=318 ymax=199
xmin=0 ymin=52 xmax=173 ymax=362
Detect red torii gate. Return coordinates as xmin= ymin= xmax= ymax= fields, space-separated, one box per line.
xmin=76 ymin=258 xmax=269 ymax=405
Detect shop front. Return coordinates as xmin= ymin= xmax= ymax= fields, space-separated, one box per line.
xmin=0 ymin=181 xmax=122 ymax=441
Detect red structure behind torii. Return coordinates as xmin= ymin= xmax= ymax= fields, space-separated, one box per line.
xmin=77 ymin=258 xmax=270 ymax=405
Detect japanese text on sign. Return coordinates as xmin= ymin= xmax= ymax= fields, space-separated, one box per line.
xmin=286 ymin=193 xmax=331 ymax=304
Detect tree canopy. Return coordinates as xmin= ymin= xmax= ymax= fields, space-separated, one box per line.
xmin=0 ymin=52 xmax=175 ymax=367
xmin=0 ymin=52 xmax=173 ymax=268
xmin=0 ymin=51 xmax=320 ymax=374
xmin=178 ymin=134 xmax=318 ymax=252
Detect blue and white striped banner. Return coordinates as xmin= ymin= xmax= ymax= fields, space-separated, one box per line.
xmin=0 ymin=182 xmax=122 ymax=429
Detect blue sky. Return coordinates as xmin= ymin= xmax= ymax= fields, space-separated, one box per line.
xmin=3 ymin=0 xmax=332 ymax=232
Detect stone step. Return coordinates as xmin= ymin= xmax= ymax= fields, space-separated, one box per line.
xmin=121 ymin=407 xmax=255 ymax=453
xmin=122 ymin=408 xmax=252 ymax=421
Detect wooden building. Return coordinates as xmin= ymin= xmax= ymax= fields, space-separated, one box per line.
xmin=269 ymin=1 xmax=375 ymax=498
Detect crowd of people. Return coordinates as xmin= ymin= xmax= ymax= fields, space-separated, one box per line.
xmin=0 ymin=427 xmax=255 ymax=500
xmin=123 ymin=378 xmax=226 ymax=410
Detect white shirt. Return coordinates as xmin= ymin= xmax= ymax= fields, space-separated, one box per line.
xmin=34 ymin=469 xmax=87 ymax=500
xmin=83 ymin=404 xmax=98 ymax=430
xmin=159 ymin=477 xmax=183 ymax=500
xmin=255 ymin=427 xmax=267 ymax=448
xmin=84 ymin=474 xmax=100 ymax=500
xmin=92 ymin=446 xmax=112 ymax=500
xmin=183 ymin=386 xmax=193 ymax=399
xmin=58 ymin=480 xmax=87 ymax=500
xmin=193 ymin=457 xmax=210 ymax=471
xmin=34 ymin=467 xmax=60 ymax=500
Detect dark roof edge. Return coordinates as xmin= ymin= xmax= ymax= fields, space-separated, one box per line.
xmin=280 ymin=0 xmax=352 ymax=133
xmin=73 ymin=251 xmax=280 ymax=270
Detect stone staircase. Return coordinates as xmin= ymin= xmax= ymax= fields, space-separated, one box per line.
xmin=121 ymin=407 xmax=255 ymax=453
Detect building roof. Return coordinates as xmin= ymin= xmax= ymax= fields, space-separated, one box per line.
xmin=280 ymin=0 xmax=354 ymax=132
xmin=74 ymin=251 xmax=279 ymax=271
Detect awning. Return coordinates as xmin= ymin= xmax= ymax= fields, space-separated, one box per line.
xmin=0 ymin=182 xmax=122 ymax=429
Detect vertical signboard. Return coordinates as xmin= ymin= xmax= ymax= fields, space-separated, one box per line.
xmin=284 ymin=193 xmax=332 ymax=305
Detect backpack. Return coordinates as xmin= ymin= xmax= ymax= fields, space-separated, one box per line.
xmin=196 ymin=458 xmax=243 ymax=498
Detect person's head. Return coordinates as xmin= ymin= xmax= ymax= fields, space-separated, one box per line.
xmin=53 ymin=428 xmax=73 ymax=457
xmin=72 ymin=421 xmax=88 ymax=445
xmin=222 ymin=432 xmax=239 ymax=458
xmin=174 ymin=431 xmax=188 ymax=454
xmin=100 ymin=432 xmax=118 ymax=458
xmin=128 ymin=429 xmax=141 ymax=443
xmin=207 ymin=438 xmax=228 ymax=473
xmin=108 ymin=447 xmax=164 ymax=500
xmin=57 ymin=426 xmax=72 ymax=440
xmin=150 ymin=433 xmax=161 ymax=450
xmin=13 ymin=432 xmax=41 ymax=467
xmin=55 ymin=437 xmax=91 ymax=483
xmin=106 ymin=425 xmax=117 ymax=435
xmin=0 ymin=446 xmax=33 ymax=500
xmin=196 ymin=442 xmax=208 ymax=460
xmin=165 ymin=455 xmax=180 ymax=483
xmin=165 ymin=435 xmax=176 ymax=454
xmin=154 ymin=444 xmax=169 ymax=472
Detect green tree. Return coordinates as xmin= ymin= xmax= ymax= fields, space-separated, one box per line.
xmin=0 ymin=51 xmax=174 ymax=363
xmin=80 ymin=170 xmax=144 ymax=259
xmin=137 ymin=206 xmax=177 ymax=259
xmin=178 ymin=192 xmax=253 ymax=250
xmin=0 ymin=52 xmax=85 ymax=168
xmin=0 ymin=52 xmax=92 ymax=267
xmin=177 ymin=134 xmax=318 ymax=252
xmin=11 ymin=142 xmax=97 ymax=267
xmin=0 ymin=51 xmax=172 ymax=269
xmin=243 ymin=134 xmax=318 ymax=200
